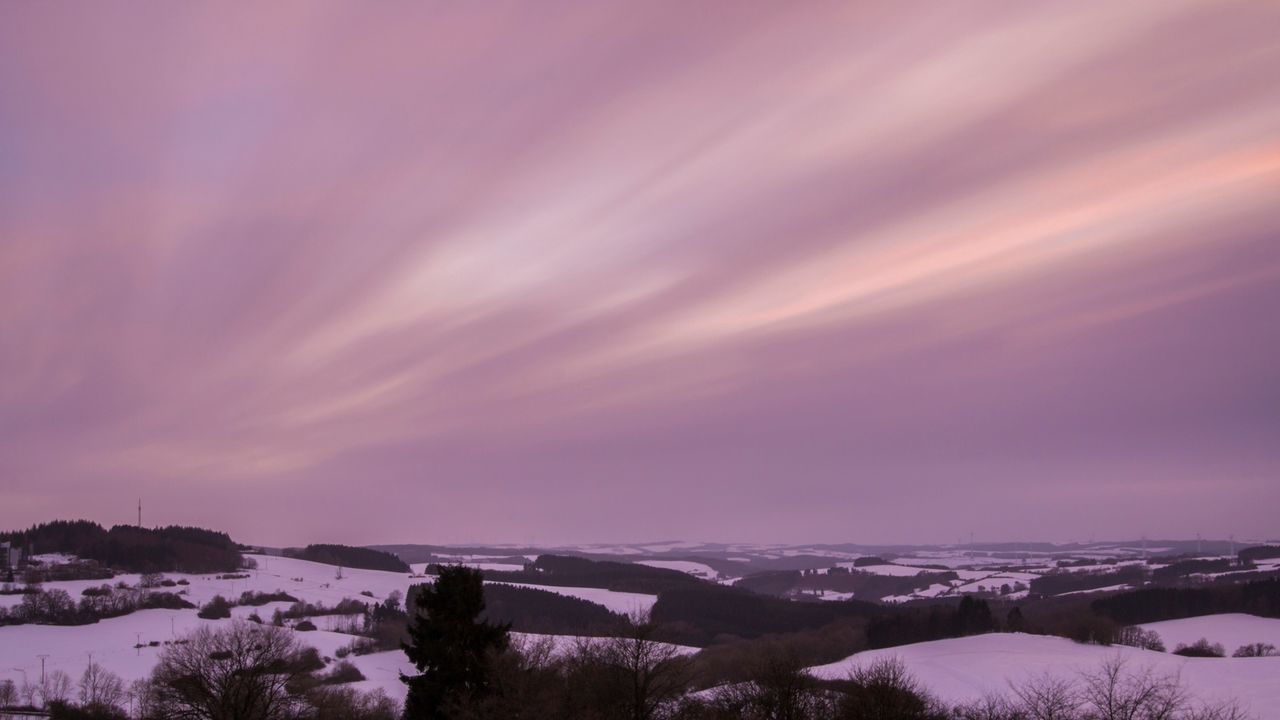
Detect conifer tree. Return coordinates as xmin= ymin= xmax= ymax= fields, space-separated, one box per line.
xmin=402 ymin=565 xmax=510 ymax=719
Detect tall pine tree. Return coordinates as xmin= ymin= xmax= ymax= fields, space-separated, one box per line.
xmin=401 ymin=565 xmax=510 ymax=719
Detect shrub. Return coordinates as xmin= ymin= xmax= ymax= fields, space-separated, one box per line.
xmin=319 ymin=660 xmax=366 ymax=685
xmin=146 ymin=623 xmax=309 ymax=718
xmin=196 ymin=595 xmax=232 ymax=620
xmin=1172 ymin=638 xmax=1224 ymax=657
xmin=1232 ymin=642 xmax=1277 ymax=657
xmin=139 ymin=592 xmax=195 ymax=611
xmin=238 ymin=590 xmax=298 ymax=606
xmin=833 ymin=656 xmax=947 ymax=719
xmin=1114 ymin=626 xmax=1166 ymax=652
xmin=295 ymin=620 xmax=318 ymax=632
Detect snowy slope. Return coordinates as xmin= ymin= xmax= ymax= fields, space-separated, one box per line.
xmin=0 ymin=553 xmax=660 ymax=698
xmin=1139 ymin=614 xmax=1280 ymax=655
xmin=635 ymin=560 xmax=720 ymax=580
xmin=810 ymin=632 xmax=1280 ymax=719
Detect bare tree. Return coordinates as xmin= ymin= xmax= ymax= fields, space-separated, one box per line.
xmin=79 ymin=661 xmax=127 ymax=711
xmin=952 ymin=694 xmax=1027 ymax=720
xmin=604 ymin=617 xmax=694 ymax=720
xmin=1231 ymin=643 xmax=1276 ymax=658
xmin=835 ymin=656 xmax=947 ymax=719
xmin=38 ymin=669 xmax=73 ymax=707
xmin=1009 ymin=673 xmax=1079 ymax=720
xmin=562 ymin=614 xmax=693 ymax=720
xmin=0 ymin=678 xmax=16 ymax=708
xmin=130 ymin=678 xmax=159 ymax=719
xmin=147 ymin=620 xmax=309 ymax=720
xmin=712 ymin=646 xmax=829 ymax=720
xmin=1078 ymin=657 xmax=1187 ymax=720
xmin=20 ymin=678 xmax=39 ymax=707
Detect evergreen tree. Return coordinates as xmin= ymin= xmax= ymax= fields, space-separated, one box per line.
xmin=402 ymin=565 xmax=510 ymax=719
xmin=1006 ymin=606 xmax=1025 ymax=632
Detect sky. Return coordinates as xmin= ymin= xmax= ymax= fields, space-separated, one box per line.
xmin=1 ymin=2 xmax=1278 ymax=547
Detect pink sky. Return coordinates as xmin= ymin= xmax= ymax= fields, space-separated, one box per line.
xmin=1 ymin=3 xmax=1278 ymax=546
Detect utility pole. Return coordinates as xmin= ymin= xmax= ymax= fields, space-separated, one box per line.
xmin=36 ymin=655 xmax=48 ymax=684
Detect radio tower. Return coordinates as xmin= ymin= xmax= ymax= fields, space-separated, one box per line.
xmin=138 ymin=499 xmax=142 ymax=528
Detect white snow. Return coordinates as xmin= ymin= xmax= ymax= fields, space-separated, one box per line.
xmin=1057 ymin=583 xmax=1133 ymax=596
xmin=0 ymin=553 xmax=659 ymax=700
xmin=834 ymin=563 xmax=923 ymax=577
xmin=488 ymin=582 xmax=656 ymax=616
xmin=811 ymin=632 xmax=1280 ymax=719
xmin=1139 ymin=614 xmax=1280 ymax=655
xmin=634 ymin=560 xmax=719 ymax=580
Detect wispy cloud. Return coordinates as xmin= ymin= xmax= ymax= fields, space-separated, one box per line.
xmin=1 ymin=2 xmax=1277 ymax=544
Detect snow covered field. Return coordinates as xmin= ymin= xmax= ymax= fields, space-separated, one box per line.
xmin=810 ymin=632 xmax=1280 ymax=719
xmin=488 ymin=582 xmax=657 ymax=615
xmin=635 ymin=559 xmax=720 ymax=581
xmin=1139 ymin=613 xmax=1280 ymax=655
xmin=4 ymin=545 xmax=1278 ymax=716
xmin=0 ymin=553 xmax=661 ymax=702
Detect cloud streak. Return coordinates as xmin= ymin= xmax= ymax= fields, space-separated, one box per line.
xmin=0 ymin=2 xmax=1277 ymax=544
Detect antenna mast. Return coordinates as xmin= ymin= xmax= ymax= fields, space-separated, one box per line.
xmin=138 ymin=499 xmax=142 ymax=528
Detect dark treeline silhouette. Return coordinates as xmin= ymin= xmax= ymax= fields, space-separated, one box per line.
xmin=482 ymin=583 xmax=629 ymax=636
xmin=0 ymin=520 xmax=243 ymax=573
xmin=283 ymin=544 xmax=410 ymax=572
xmin=650 ymin=584 xmax=884 ymax=646
xmin=1091 ymin=578 xmax=1280 ymax=624
xmin=1027 ymin=564 xmax=1147 ymax=596
xmin=1238 ymin=545 xmax=1280 ymax=564
xmin=864 ymin=597 xmax=998 ymax=649
xmin=475 ymin=554 xmax=702 ymax=594
xmin=1150 ymin=558 xmax=1240 ymax=582
xmin=735 ymin=568 xmax=961 ymax=600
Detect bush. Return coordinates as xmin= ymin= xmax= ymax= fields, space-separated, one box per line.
xmin=1172 ymin=638 xmax=1224 ymax=657
xmin=146 ymin=623 xmax=309 ymax=718
xmin=238 ymin=590 xmax=298 ymax=606
xmin=1232 ymin=642 xmax=1277 ymax=657
xmin=319 ymin=660 xmax=367 ymax=685
xmin=17 ymin=588 xmax=82 ymax=624
xmin=196 ymin=595 xmax=232 ymax=620
xmin=295 ymin=619 xmax=318 ymax=631
xmin=833 ymin=657 xmax=948 ymax=719
xmin=1113 ymin=626 xmax=1165 ymax=652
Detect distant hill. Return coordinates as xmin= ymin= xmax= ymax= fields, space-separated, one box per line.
xmin=283 ymin=543 xmax=410 ymax=573
xmin=475 ymin=554 xmax=702 ymax=594
xmin=480 ymin=583 xmax=628 ymax=636
xmin=651 ymin=583 xmax=885 ymax=645
xmin=0 ymin=520 xmax=244 ymax=573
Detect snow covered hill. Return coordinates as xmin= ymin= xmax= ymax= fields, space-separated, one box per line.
xmin=810 ymin=632 xmax=1280 ymax=719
